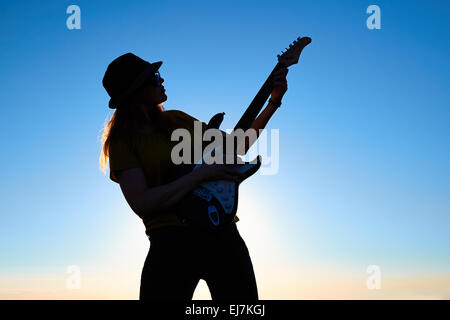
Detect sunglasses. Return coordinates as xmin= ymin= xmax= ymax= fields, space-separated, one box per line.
xmin=144 ymin=71 xmax=162 ymax=87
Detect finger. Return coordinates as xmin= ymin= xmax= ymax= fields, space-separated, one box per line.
xmin=273 ymin=78 xmax=287 ymax=83
xmin=273 ymin=75 xmax=286 ymax=81
xmin=274 ymin=77 xmax=288 ymax=83
xmin=274 ymin=70 xmax=288 ymax=77
xmin=273 ymin=81 xmax=285 ymax=87
xmin=273 ymin=74 xmax=288 ymax=81
xmin=281 ymin=68 xmax=289 ymax=75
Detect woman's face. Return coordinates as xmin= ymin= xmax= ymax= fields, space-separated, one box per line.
xmin=140 ymin=75 xmax=167 ymax=106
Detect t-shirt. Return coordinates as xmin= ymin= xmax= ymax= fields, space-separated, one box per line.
xmin=109 ymin=109 xmax=239 ymax=232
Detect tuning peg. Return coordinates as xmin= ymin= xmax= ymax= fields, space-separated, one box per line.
xmin=297 ymin=36 xmax=301 ymax=40
xmin=289 ymin=44 xmax=293 ymax=48
xmin=277 ymin=54 xmax=280 ymax=57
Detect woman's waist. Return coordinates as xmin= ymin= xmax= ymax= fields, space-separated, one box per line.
xmin=143 ymin=211 xmax=239 ymax=236
xmin=146 ymin=219 xmax=238 ymax=242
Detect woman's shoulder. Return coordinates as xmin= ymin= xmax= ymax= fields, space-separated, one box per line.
xmin=164 ymin=109 xmax=205 ymax=131
xmin=165 ymin=109 xmax=198 ymax=121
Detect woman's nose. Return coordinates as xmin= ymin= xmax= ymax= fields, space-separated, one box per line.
xmin=160 ymin=77 xmax=165 ymax=84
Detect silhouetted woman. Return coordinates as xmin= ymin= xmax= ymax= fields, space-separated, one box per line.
xmin=100 ymin=53 xmax=288 ymax=300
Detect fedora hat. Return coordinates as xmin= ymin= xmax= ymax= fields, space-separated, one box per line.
xmin=102 ymin=52 xmax=162 ymax=109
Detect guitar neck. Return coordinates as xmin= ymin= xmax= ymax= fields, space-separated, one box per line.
xmin=233 ymin=62 xmax=285 ymax=132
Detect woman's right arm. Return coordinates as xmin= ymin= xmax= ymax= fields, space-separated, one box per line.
xmin=116 ymin=164 xmax=246 ymax=221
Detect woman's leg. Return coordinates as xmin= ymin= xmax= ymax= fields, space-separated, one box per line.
xmin=140 ymin=228 xmax=201 ymax=300
xmin=202 ymin=224 xmax=259 ymax=301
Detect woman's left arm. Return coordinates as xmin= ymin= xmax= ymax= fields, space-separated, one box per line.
xmin=236 ymin=67 xmax=289 ymax=154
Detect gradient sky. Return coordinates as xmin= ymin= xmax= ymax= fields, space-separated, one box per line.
xmin=0 ymin=0 xmax=449 ymax=299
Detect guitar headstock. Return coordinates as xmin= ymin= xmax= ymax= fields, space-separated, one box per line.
xmin=277 ymin=36 xmax=311 ymax=67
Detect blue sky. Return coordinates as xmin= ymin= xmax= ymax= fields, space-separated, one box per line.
xmin=0 ymin=0 xmax=449 ymax=298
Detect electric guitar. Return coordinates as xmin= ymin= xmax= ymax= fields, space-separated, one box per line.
xmin=176 ymin=36 xmax=311 ymax=230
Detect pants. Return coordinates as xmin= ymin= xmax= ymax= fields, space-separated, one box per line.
xmin=140 ymin=222 xmax=258 ymax=300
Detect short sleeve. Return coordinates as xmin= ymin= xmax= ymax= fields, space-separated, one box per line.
xmin=109 ymin=137 xmax=142 ymax=183
xmin=171 ymin=110 xmax=207 ymax=131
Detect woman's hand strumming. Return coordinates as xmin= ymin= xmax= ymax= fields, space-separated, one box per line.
xmin=197 ymin=162 xmax=247 ymax=183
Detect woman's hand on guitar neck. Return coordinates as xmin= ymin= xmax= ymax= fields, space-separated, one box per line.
xmin=270 ymin=67 xmax=289 ymax=104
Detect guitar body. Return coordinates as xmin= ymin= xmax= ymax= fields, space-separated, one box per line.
xmin=175 ymin=36 xmax=311 ymax=230
xmin=176 ymin=155 xmax=262 ymax=230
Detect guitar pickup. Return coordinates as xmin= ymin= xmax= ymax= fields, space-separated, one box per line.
xmin=193 ymin=186 xmax=213 ymax=202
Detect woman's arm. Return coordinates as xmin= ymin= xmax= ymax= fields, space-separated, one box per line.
xmin=116 ymin=164 xmax=246 ymax=221
xmin=236 ymin=101 xmax=279 ymax=154
xmin=236 ymin=67 xmax=289 ymax=154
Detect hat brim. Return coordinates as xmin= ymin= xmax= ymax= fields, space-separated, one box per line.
xmin=109 ymin=61 xmax=163 ymax=109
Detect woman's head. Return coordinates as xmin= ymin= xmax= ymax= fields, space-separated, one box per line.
xmin=99 ymin=53 xmax=170 ymax=173
xmin=102 ymin=52 xmax=165 ymax=109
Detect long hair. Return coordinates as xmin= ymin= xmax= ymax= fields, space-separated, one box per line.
xmin=99 ymin=100 xmax=172 ymax=174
